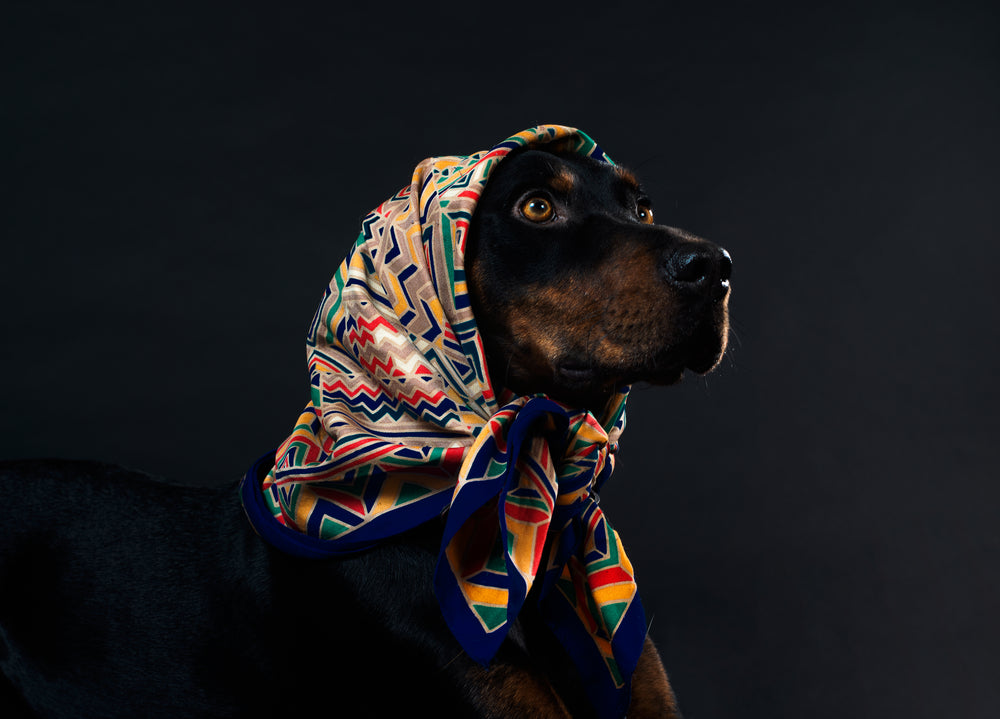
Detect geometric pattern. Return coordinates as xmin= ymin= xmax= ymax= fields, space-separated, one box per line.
xmin=240 ymin=126 xmax=646 ymax=718
xmin=434 ymin=392 xmax=648 ymax=718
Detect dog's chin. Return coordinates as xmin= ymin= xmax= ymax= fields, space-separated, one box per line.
xmin=681 ymin=345 xmax=727 ymax=377
xmin=549 ymin=360 xmax=684 ymax=410
xmin=563 ymin=333 xmax=726 ymax=388
xmin=658 ymin=320 xmax=729 ymax=381
xmin=494 ymin=361 xmax=620 ymax=412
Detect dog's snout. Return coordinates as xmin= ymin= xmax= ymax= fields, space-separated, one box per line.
xmin=663 ymin=244 xmax=732 ymax=297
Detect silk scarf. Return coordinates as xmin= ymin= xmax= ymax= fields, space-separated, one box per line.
xmin=240 ymin=125 xmax=648 ymax=718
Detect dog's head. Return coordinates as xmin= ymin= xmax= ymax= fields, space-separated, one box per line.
xmin=467 ymin=148 xmax=732 ymax=410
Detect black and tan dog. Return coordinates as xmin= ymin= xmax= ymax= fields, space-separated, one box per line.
xmin=0 ymin=147 xmax=731 ymax=718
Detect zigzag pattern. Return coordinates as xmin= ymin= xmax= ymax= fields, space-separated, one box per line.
xmin=316 ymin=377 xmax=463 ymax=429
xmin=435 ymin=396 xmax=635 ymax=661
xmin=249 ymin=126 xmax=644 ymax=719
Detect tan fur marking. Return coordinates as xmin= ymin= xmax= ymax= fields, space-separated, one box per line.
xmin=461 ymin=638 xmax=682 ymax=717
xmin=629 ymin=636 xmax=683 ymax=718
xmin=548 ymin=167 xmax=576 ymax=195
xmin=615 ymin=166 xmax=642 ymax=191
xmin=503 ymin=244 xmax=675 ymax=369
xmin=463 ymin=663 xmax=572 ymax=718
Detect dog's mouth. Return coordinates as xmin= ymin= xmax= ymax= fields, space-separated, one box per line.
xmin=554 ymin=362 xmax=601 ymax=385
xmin=554 ymin=359 xmax=679 ymax=389
xmin=481 ymin=305 xmax=730 ymax=411
xmin=560 ymin=309 xmax=729 ymax=393
xmin=550 ymin=344 xmax=720 ymax=408
xmin=479 ymin=283 xmax=730 ymax=411
xmin=555 ymin=353 xmax=704 ymax=388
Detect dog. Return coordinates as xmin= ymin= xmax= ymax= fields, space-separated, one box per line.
xmin=0 ymin=142 xmax=731 ymax=718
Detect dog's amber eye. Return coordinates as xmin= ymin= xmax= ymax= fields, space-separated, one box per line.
xmin=520 ymin=196 xmax=554 ymax=223
xmin=637 ymin=205 xmax=654 ymax=224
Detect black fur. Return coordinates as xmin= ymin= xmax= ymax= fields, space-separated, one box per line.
xmin=1 ymin=148 xmax=730 ymax=718
xmin=468 ymin=149 xmax=731 ymax=410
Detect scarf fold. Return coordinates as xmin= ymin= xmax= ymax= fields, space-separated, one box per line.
xmin=240 ymin=125 xmax=647 ymax=718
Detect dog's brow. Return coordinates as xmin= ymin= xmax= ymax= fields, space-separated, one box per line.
xmin=549 ymin=167 xmax=576 ymax=195
xmin=614 ymin=166 xmax=642 ymax=191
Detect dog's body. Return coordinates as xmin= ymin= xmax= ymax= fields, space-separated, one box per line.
xmin=1 ymin=146 xmax=730 ymax=718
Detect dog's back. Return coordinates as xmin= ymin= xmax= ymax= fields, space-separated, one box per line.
xmin=0 ymin=461 xmax=593 ymax=718
xmin=0 ymin=460 xmax=267 ymax=716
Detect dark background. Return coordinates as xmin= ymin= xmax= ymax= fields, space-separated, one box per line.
xmin=4 ymin=1 xmax=998 ymax=717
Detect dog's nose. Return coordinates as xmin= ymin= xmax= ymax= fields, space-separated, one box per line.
xmin=663 ymin=244 xmax=732 ymax=296
xmin=719 ymin=248 xmax=733 ymax=284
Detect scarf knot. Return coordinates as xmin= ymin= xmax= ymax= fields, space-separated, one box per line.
xmin=434 ymin=395 xmax=644 ymax=719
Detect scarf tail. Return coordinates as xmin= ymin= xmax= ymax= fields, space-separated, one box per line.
xmin=433 ymin=398 xmax=570 ymax=663
xmin=541 ymin=581 xmax=648 ymax=719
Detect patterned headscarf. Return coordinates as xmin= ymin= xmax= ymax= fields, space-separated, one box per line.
xmin=241 ymin=125 xmax=648 ymax=718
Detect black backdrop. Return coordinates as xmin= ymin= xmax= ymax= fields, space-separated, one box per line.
xmin=4 ymin=2 xmax=998 ymax=717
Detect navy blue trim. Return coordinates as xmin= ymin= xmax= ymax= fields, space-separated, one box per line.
xmin=239 ymin=451 xmax=376 ymax=559
xmin=433 ymin=397 xmax=569 ymax=663
xmin=541 ymin=583 xmax=646 ymax=719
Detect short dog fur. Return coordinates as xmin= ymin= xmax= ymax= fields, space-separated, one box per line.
xmin=0 ymin=147 xmax=731 ymax=718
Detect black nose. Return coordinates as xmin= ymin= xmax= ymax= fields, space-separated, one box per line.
xmin=663 ymin=244 xmax=732 ymax=296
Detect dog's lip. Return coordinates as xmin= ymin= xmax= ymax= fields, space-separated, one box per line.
xmin=555 ymin=357 xmax=682 ymax=387
xmin=684 ymin=353 xmax=721 ymax=374
xmin=550 ymin=340 xmax=721 ymax=394
xmin=554 ymin=362 xmax=598 ymax=385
